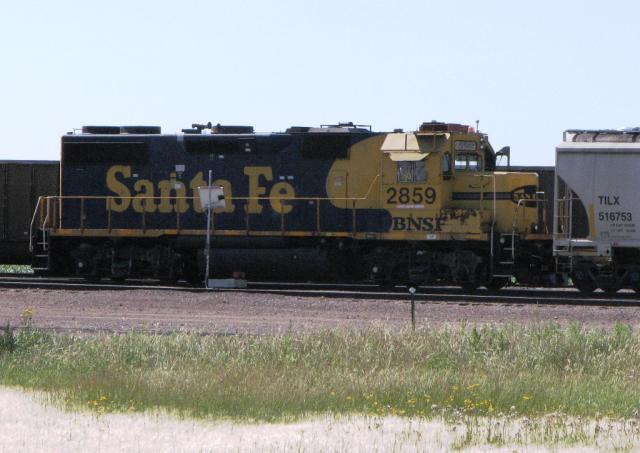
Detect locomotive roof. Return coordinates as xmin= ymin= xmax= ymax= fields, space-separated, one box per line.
xmin=69 ymin=122 xmax=378 ymax=138
xmin=68 ymin=121 xmax=480 ymax=138
xmin=0 ymin=160 xmax=58 ymax=164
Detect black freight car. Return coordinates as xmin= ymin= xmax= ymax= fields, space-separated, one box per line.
xmin=0 ymin=160 xmax=59 ymax=264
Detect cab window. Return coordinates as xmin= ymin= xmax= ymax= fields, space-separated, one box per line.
xmin=454 ymin=153 xmax=482 ymax=172
xmin=397 ymin=160 xmax=426 ymax=183
xmin=442 ymin=152 xmax=452 ymax=179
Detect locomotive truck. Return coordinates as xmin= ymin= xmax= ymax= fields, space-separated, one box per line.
xmin=30 ymin=121 xmax=557 ymax=288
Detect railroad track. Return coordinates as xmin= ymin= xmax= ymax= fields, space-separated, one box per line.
xmin=0 ymin=275 xmax=639 ymax=307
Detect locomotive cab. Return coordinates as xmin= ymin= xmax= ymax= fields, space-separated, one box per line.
xmin=325 ymin=121 xmax=549 ymax=288
xmin=375 ymin=124 xmax=540 ymax=241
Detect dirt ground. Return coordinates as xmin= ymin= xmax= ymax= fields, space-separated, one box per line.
xmin=1 ymin=287 xmax=640 ymax=334
xmin=5 ymin=386 xmax=633 ymax=453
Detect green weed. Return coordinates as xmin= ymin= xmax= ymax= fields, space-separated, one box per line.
xmin=0 ymin=323 xmax=16 ymax=354
xmin=0 ymin=324 xmax=640 ymax=423
xmin=0 ymin=265 xmax=32 ymax=273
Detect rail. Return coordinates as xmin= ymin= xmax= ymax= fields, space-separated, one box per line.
xmin=31 ymin=174 xmax=381 ymax=237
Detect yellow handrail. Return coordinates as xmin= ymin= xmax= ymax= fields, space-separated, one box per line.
xmin=37 ymin=174 xmax=382 ymax=203
xmin=33 ymin=174 xmax=383 ymax=235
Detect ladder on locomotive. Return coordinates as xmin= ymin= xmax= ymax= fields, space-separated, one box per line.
xmin=499 ymin=233 xmax=516 ymax=265
xmin=494 ymin=192 xmax=548 ymax=278
xmin=31 ymin=230 xmax=50 ymax=273
xmin=492 ymin=232 xmax=515 ymax=278
xmin=493 ymin=196 xmax=536 ymax=277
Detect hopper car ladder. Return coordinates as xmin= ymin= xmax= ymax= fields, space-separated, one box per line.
xmin=553 ymin=181 xmax=574 ymax=273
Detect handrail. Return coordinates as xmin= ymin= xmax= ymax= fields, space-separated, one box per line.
xmin=35 ymin=174 xmax=383 ymax=204
xmin=475 ymin=174 xmax=496 ymax=264
xmin=43 ymin=197 xmax=52 ymax=231
xmin=510 ymin=195 xmax=547 ymax=262
xmin=29 ymin=174 xmax=383 ymax=238
xmin=28 ymin=196 xmax=44 ymax=252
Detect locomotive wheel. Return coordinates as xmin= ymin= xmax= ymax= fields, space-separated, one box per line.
xmin=460 ymin=281 xmax=480 ymax=291
xmin=379 ymin=281 xmax=397 ymax=291
xmin=181 ymin=254 xmax=202 ymax=286
xmin=184 ymin=273 xmax=202 ymax=286
xmin=85 ymin=275 xmax=102 ymax=283
xmin=485 ymin=277 xmax=509 ymax=291
xmin=379 ymin=264 xmax=409 ymax=291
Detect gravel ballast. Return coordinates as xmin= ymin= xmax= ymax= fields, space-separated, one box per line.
xmin=0 ymin=288 xmax=639 ymax=334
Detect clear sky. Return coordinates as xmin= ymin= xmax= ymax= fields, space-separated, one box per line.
xmin=1 ymin=0 xmax=638 ymax=165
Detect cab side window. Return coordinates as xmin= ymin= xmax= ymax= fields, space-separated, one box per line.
xmin=442 ymin=152 xmax=452 ymax=179
xmin=397 ymin=160 xmax=426 ymax=183
xmin=454 ymin=153 xmax=482 ymax=172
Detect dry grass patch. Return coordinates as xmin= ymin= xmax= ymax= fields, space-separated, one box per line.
xmin=0 ymin=323 xmax=639 ymax=428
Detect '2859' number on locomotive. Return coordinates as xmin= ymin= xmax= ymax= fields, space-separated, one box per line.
xmin=386 ymin=187 xmax=436 ymax=205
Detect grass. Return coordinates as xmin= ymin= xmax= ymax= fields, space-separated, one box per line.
xmin=0 ymin=323 xmax=639 ymax=425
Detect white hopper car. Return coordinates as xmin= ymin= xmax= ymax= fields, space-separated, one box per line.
xmin=554 ymin=128 xmax=640 ymax=293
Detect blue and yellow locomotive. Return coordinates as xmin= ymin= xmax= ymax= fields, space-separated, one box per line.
xmin=32 ymin=121 xmax=555 ymax=288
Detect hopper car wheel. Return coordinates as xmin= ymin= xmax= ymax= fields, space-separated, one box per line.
xmin=571 ymin=274 xmax=597 ymax=294
xmin=485 ymin=277 xmax=509 ymax=291
xmin=600 ymin=284 xmax=620 ymax=294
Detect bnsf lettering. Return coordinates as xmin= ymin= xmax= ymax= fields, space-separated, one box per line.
xmin=105 ymin=165 xmax=295 ymax=214
xmin=391 ymin=216 xmax=444 ymax=232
